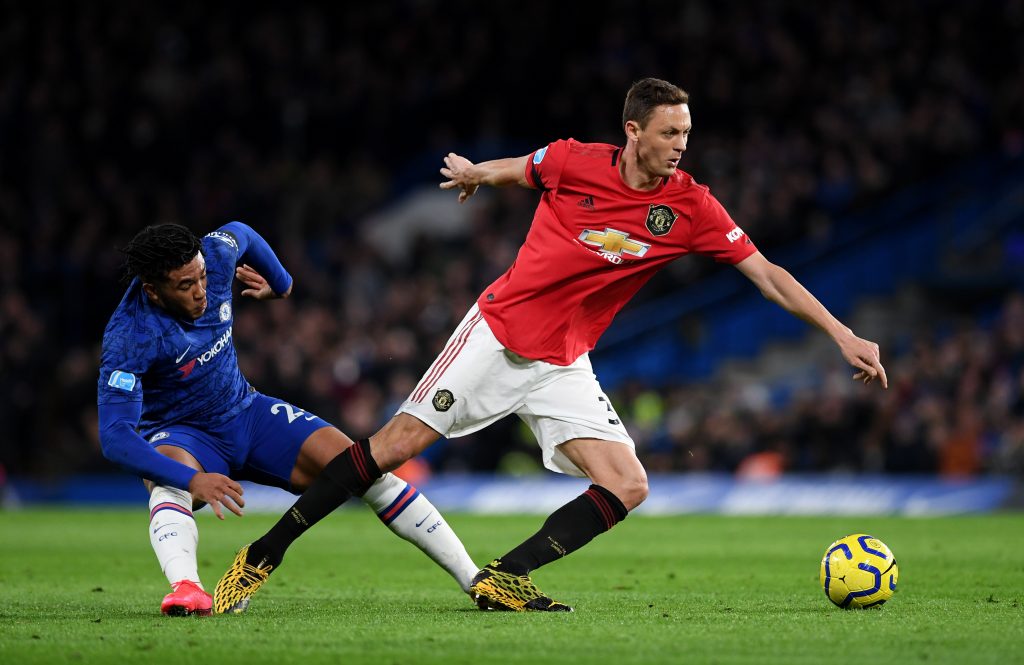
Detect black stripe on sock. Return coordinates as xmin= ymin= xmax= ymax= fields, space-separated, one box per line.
xmin=586 ymin=484 xmax=628 ymax=528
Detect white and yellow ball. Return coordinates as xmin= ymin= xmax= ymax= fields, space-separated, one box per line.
xmin=819 ymin=534 xmax=898 ymax=608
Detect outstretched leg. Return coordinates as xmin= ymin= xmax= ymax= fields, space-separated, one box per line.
xmin=214 ymin=416 xmax=463 ymax=613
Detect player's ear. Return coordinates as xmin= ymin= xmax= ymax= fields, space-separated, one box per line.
xmin=624 ymin=119 xmax=641 ymax=143
xmin=142 ymin=282 xmax=162 ymax=306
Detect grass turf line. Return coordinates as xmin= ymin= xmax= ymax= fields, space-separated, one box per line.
xmin=0 ymin=510 xmax=1021 ymax=664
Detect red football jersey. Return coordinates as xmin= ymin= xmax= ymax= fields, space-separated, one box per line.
xmin=477 ymin=138 xmax=757 ymax=366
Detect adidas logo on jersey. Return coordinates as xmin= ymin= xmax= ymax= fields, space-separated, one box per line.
xmin=577 ymin=195 xmax=595 ymax=209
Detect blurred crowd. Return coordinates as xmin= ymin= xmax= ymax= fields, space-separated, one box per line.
xmin=623 ymin=292 xmax=1024 ymax=477
xmin=1 ymin=1 xmax=1023 ymax=480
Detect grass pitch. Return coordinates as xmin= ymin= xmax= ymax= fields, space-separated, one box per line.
xmin=0 ymin=509 xmax=1021 ymax=664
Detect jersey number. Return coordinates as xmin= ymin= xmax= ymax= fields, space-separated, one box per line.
xmin=270 ymin=402 xmax=317 ymax=424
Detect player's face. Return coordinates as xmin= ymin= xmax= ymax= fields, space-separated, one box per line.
xmin=635 ymin=103 xmax=691 ymax=178
xmin=144 ymin=253 xmax=208 ymax=321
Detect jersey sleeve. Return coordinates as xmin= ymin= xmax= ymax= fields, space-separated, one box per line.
xmin=208 ymin=221 xmax=293 ymax=296
xmin=689 ymin=190 xmax=758 ymax=264
xmin=98 ymin=400 xmax=198 ymax=489
xmin=523 ymin=139 xmax=572 ymax=192
xmin=97 ymin=320 xmax=149 ymax=405
xmin=96 ymin=317 xmax=197 ymax=489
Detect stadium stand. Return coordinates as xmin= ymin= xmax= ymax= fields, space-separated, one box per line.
xmin=0 ymin=1 xmax=1021 ymax=484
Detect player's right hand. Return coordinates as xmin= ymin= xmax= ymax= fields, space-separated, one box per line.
xmin=440 ymin=152 xmax=479 ymax=203
xmin=188 ymin=472 xmax=245 ymax=520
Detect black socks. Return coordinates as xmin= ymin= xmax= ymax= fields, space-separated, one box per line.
xmin=248 ymin=438 xmax=382 ymax=568
xmin=496 ymin=484 xmax=628 ymax=576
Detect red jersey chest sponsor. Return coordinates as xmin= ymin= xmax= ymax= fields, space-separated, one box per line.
xmin=549 ymin=171 xmax=694 ymax=267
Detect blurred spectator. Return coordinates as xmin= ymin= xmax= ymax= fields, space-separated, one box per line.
xmin=611 ymin=292 xmax=1024 ymax=478
xmin=1 ymin=2 xmax=1022 ymax=479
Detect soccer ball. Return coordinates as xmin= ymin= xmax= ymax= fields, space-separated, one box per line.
xmin=819 ymin=533 xmax=898 ymax=609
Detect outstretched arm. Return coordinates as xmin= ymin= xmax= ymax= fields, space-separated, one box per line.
xmin=217 ymin=222 xmax=293 ymax=297
xmin=439 ymin=153 xmax=530 ymax=203
xmin=734 ymin=251 xmax=887 ymax=388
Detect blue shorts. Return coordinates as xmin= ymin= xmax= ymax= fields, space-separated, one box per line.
xmin=144 ymin=392 xmax=331 ymax=491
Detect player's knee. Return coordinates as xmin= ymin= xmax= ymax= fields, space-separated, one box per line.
xmin=615 ymin=472 xmax=649 ymax=511
xmin=629 ymin=476 xmax=650 ymax=510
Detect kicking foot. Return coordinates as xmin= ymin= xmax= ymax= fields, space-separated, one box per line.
xmin=213 ymin=544 xmax=275 ymax=614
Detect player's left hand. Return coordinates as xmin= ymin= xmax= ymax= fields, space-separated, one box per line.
xmin=236 ymin=264 xmax=291 ymax=300
xmin=838 ymin=333 xmax=888 ymax=389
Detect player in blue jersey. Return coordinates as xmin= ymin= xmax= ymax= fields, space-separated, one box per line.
xmin=97 ymin=222 xmax=478 ymax=616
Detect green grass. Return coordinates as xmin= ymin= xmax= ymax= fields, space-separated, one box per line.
xmin=1 ymin=510 xmax=1022 ymax=664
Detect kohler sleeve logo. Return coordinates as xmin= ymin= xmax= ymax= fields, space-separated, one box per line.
xmin=725 ymin=227 xmax=746 ymax=243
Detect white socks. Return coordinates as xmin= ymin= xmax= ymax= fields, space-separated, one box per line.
xmin=148 ymin=475 xmax=476 ymax=594
xmin=148 ymin=485 xmax=202 ymax=588
xmin=362 ymin=473 xmax=478 ymax=592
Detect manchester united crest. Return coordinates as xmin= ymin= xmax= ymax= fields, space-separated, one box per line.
xmin=645 ymin=204 xmax=678 ymax=236
xmin=432 ymin=389 xmax=455 ymax=412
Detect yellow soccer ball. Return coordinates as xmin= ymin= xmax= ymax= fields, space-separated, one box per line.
xmin=819 ymin=534 xmax=899 ymax=609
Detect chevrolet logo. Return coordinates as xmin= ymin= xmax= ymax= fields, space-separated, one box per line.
xmin=578 ymin=228 xmax=650 ymax=258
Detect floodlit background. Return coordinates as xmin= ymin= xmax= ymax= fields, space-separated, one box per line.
xmin=1 ymin=1 xmax=1022 ymax=512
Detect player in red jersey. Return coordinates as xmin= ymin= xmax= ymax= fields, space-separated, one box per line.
xmin=215 ymin=78 xmax=887 ymax=612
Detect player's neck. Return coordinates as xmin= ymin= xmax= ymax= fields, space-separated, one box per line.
xmin=618 ymin=148 xmax=662 ymax=191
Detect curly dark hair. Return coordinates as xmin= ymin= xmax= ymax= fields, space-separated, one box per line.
xmin=121 ymin=223 xmax=202 ymax=284
xmin=622 ymin=78 xmax=689 ymax=130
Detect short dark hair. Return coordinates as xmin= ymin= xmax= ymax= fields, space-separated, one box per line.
xmin=622 ymin=78 xmax=689 ymax=129
xmin=121 ymin=223 xmax=202 ymax=284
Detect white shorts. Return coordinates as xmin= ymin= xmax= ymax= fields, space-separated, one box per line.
xmin=399 ymin=304 xmax=635 ymax=476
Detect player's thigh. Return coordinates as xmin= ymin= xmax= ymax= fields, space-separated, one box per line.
xmin=242 ymin=393 xmax=336 ymax=491
xmin=399 ymin=304 xmax=534 ymax=441
xmin=517 ymin=357 xmax=637 ymax=478
xmin=152 ymin=444 xmax=204 ymax=470
xmin=144 ymin=426 xmax=230 ymax=476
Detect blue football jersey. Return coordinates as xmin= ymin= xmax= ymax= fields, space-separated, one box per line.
xmin=98 ymin=225 xmax=272 ymax=435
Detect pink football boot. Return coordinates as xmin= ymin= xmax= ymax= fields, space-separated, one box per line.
xmin=161 ymin=580 xmax=213 ymax=616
